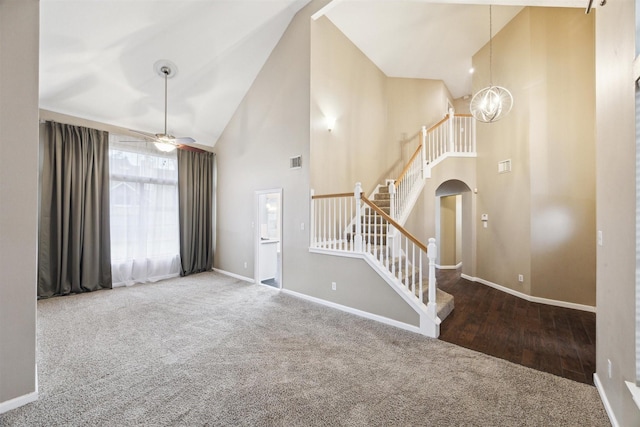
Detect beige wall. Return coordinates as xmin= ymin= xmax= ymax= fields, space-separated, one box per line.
xmin=310 ymin=18 xmax=450 ymax=196
xmin=528 ymin=8 xmax=596 ymax=305
xmin=473 ymin=8 xmax=595 ymax=305
xmin=214 ymin=0 xmax=419 ymax=326
xmin=387 ymin=78 xmax=451 ymax=168
xmin=474 ymin=8 xmax=533 ymax=295
xmin=0 ymin=0 xmax=39 ymax=407
xmin=310 ymin=17 xmax=389 ymax=195
xmin=594 ymin=0 xmax=640 ymax=424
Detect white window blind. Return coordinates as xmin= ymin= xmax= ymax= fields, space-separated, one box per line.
xmin=109 ymin=135 xmax=181 ymax=286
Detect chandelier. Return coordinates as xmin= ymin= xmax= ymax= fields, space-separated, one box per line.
xmin=470 ymin=5 xmax=513 ymax=123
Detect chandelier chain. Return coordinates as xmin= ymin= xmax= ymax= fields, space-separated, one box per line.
xmin=489 ymin=5 xmax=493 ymax=87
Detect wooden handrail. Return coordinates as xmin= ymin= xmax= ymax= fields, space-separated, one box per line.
xmin=361 ymin=195 xmax=427 ymax=252
xmin=394 ymin=144 xmax=422 ymax=187
xmin=454 ymin=113 xmax=473 ymax=118
xmin=311 ymin=192 xmax=353 ymax=200
xmin=426 ymin=114 xmax=450 ymax=133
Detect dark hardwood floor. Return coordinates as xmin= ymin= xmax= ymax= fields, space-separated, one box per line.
xmin=437 ymin=269 xmax=596 ymax=385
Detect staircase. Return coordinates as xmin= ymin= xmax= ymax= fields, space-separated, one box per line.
xmin=309 ymin=112 xmax=476 ymax=338
xmin=346 ymin=183 xmax=454 ymax=322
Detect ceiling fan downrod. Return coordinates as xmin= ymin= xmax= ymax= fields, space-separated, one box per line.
xmin=161 ymin=66 xmax=170 ymax=137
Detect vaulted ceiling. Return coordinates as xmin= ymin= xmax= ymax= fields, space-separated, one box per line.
xmin=39 ymin=0 xmax=586 ymax=149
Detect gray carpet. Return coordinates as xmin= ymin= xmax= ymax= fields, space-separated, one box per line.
xmin=1 ymin=271 xmax=609 ymax=426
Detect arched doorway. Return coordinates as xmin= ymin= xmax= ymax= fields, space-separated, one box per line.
xmin=435 ymin=179 xmax=473 ymax=276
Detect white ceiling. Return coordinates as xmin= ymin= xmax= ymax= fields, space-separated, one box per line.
xmin=325 ymin=2 xmax=524 ymax=99
xmin=40 ymin=0 xmax=587 ymax=149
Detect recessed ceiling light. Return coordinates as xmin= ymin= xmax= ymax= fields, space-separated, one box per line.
xmin=469 ymin=67 xmax=475 ymax=74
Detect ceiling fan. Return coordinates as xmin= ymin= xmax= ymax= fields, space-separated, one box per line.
xmin=131 ymin=60 xmax=195 ymax=152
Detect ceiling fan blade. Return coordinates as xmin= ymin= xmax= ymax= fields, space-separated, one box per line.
xmin=128 ymin=129 xmax=158 ymax=141
xmin=173 ymin=136 xmax=196 ymax=144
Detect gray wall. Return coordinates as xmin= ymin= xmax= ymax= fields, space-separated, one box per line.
xmin=213 ymin=0 xmax=419 ymax=326
xmin=595 ymin=0 xmax=640 ymax=424
xmin=0 ymin=0 xmax=39 ymax=406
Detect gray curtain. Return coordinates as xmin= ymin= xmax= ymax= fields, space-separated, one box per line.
xmin=177 ymin=150 xmax=215 ymax=276
xmin=38 ymin=122 xmax=112 ymax=297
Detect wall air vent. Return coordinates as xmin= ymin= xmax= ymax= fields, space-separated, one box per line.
xmin=498 ymin=159 xmax=512 ymax=174
xmin=290 ymin=155 xmax=302 ymax=169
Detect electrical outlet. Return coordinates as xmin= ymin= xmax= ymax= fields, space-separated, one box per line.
xmin=244 ymin=261 xmax=247 ymax=269
xmin=598 ymin=230 xmax=603 ymax=246
xmin=608 ymin=359 xmax=612 ymax=379
xmin=301 ymin=222 xmax=305 ymax=231
xmin=518 ymin=274 xmax=524 ymax=283
xmin=331 ymin=282 xmax=336 ymax=291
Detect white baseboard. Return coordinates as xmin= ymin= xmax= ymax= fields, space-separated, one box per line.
xmin=281 ymin=288 xmax=421 ymax=335
xmin=594 ymin=373 xmax=620 ymax=427
xmin=437 ymin=262 xmax=462 ymax=270
xmin=460 ymin=274 xmax=596 ymax=313
xmin=0 ymin=391 xmax=38 ymax=415
xmin=213 ymin=268 xmax=255 ymax=283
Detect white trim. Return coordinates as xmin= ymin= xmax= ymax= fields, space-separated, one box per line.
xmin=309 ymin=247 xmax=364 ymax=259
xmin=436 ymin=262 xmax=462 ymax=270
xmin=257 ymin=281 xmax=281 ymax=291
xmin=594 ymin=374 xmax=620 ymax=427
xmin=213 ymin=268 xmax=255 ymax=283
xmin=0 ymin=391 xmax=38 ymax=415
xmin=254 ymin=188 xmax=283 ymax=289
xmin=281 ymin=288 xmax=422 ymax=334
xmin=311 ymin=0 xmax=343 ymax=20
xmin=626 ymin=381 xmax=640 ymax=411
xmin=460 ymin=274 xmax=596 ymax=313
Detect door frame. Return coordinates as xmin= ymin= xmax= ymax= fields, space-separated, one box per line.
xmin=254 ymin=188 xmax=283 ymax=289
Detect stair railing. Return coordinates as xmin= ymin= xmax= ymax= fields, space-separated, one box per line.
xmin=392 ymin=144 xmax=423 ymax=220
xmin=425 ymin=113 xmax=476 ymax=165
xmin=310 ymin=183 xmax=438 ymax=316
xmin=388 ymin=112 xmax=476 ymax=226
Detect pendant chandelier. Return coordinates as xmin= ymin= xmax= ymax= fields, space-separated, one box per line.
xmin=470 ymin=5 xmax=513 ymax=123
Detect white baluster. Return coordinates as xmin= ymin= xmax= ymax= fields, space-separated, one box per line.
xmin=404 ymin=237 xmax=409 ymax=289
xmin=411 ymin=243 xmax=416 ymax=295
xmin=310 ymin=189 xmax=316 ymax=248
xmin=322 ymin=199 xmax=326 ymax=248
xmin=448 ymin=108 xmax=455 ymax=153
xmin=350 ymin=197 xmax=354 ymax=252
xmin=388 ymin=182 xmax=396 ymax=220
xmin=421 ymin=125 xmax=427 ymax=178
xmin=354 ymin=182 xmax=363 ymax=253
xmin=338 ymin=198 xmax=342 ymax=250
xmin=419 ymin=252 xmax=423 ymax=303
xmin=427 ymin=238 xmax=437 ymax=317
xmin=333 ymin=198 xmax=337 ymax=249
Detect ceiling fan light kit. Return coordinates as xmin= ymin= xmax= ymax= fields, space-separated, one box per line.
xmin=470 ymin=5 xmax=513 ymax=124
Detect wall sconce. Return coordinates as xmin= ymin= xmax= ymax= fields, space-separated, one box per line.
xmin=326 ymin=117 xmax=336 ymax=132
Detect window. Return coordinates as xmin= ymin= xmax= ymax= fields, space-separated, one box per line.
xmin=109 ymin=135 xmax=181 ymax=286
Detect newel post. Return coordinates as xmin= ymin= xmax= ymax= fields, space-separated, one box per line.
xmin=354 ymin=182 xmax=363 ymax=253
xmin=427 ymin=237 xmax=438 ymax=317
